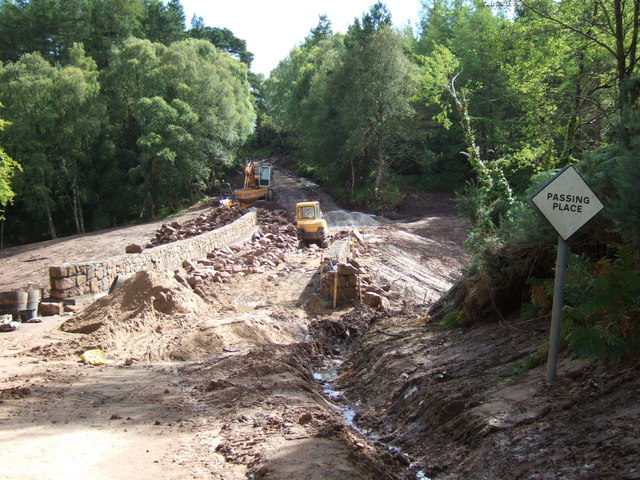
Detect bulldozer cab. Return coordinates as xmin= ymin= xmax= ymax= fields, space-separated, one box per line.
xmin=298 ymin=204 xmax=321 ymax=220
xmin=295 ymin=201 xmax=329 ymax=247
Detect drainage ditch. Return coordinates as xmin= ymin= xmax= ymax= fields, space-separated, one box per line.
xmin=309 ymin=314 xmax=431 ymax=480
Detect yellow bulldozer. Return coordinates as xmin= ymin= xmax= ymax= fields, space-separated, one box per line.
xmin=296 ymin=201 xmax=330 ymax=248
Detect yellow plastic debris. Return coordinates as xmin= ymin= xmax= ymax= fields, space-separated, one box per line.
xmin=79 ymin=349 xmax=114 ymax=365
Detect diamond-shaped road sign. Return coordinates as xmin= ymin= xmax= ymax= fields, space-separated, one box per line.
xmin=529 ymin=166 xmax=604 ymax=240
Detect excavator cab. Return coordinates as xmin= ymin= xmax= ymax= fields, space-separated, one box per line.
xmin=258 ymin=166 xmax=273 ymax=187
xmin=296 ymin=201 xmax=330 ymax=248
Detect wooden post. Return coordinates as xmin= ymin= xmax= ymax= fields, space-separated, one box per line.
xmin=333 ymin=272 xmax=338 ymax=309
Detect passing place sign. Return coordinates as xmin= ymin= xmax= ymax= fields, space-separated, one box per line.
xmin=529 ymin=166 xmax=604 ymax=240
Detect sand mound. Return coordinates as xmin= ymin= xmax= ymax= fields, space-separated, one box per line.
xmin=53 ymin=270 xmax=303 ymax=362
xmin=57 ymin=270 xmax=212 ymax=361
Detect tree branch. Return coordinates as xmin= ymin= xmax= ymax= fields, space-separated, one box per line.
xmin=520 ymin=0 xmax=618 ymax=59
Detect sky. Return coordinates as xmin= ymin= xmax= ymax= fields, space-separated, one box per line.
xmin=179 ymin=0 xmax=424 ymax=77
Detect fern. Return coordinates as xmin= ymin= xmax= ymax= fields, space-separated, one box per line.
xmin=564 ymin=245 xmax=640 ymax=363
xmin=440 ymin=309 xmax=461 ymax=329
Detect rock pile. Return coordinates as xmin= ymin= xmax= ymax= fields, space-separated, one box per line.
xmin=319 ymin=259 xmax=389 ymax=309
xmin=147 ymin=206 xmax=245 ymax=248
xmin=320 ymin=261 xmax=361 ymax=300
xmin=257 ymin=208 xmax=294 ymax=225
xmin=318 ymin=230 xmax=391 ymax=309
xmin=145 ymin=207 xmax=295 ymax=249
xmin=171 ymin=216 xmax=299 ymax=299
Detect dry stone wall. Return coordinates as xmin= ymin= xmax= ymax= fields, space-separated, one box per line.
xmin=48 ymin=210 xmax=258 ymax=299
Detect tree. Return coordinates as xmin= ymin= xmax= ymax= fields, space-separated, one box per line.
xmin=85 ymin=0 xmax=145 ymax=67
xmin=142 ymin=0 xmax=185 ymax=44
xmin=188 ymin=16 xmax=253 ymax=66
xmin=0 ymin=45 xmax=104 ymax=239
xmin=265 ymin=3 xmax=420 ymax=204
xmin=0 ymin=108 xmax=21 ymax=218
xmin=102 ymin=38 xmax=255 ymax=219
xmin=516 ymin=0 xmax=640 ymax=123
xmin=510 ymin=0 xmax=640 ymax=247
xmin=346 ymin=1 xmax=393 ymax=47
xmin=50 ymin=44 xmax=105 ymax=234
xmin=416 ymin=45 xmax=508 ymax=193
xmin=338 ymin=27 xmax=417 ymax=199
xmin=0 ymin=0 xmax=147 ymax=67
xmin=493 ymin=2 xmax=619 ymax=169
xmin=0 ymin=52 xmax=60 ymax=238
xmin=307 ymin=15 xmax=333 ymax=47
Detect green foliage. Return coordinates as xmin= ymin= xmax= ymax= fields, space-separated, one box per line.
xmin=604 ymin=141 xmax=640 ymax=250
xmin=455 ymin=180 xmax=489 ymax=226
xmin=502 ymin=347 xmax=547 ymax=377
xmin=439 ymin=308 xmax=461 ymax=329
xmin=102 ymin=37 xmax=255 ymax=219
xmin=563 ymin=246 xmax=640 ymax=363
xmin=188 ymin=16 xmax=253 ymax=66
xmin=0 ymin=1 xmax=257 ymax=243
xmin=0 ymin=108 xmax=21 ymax=216
xmin=143 ymin=0 xmax=185 ymax=45
xmin=0 ymin=48 xmax=104 ymax=237
xmin=345 ymin=1 xmax=392 ymax=48
xmin=265 ymin=5 xmax=418 ymax=205
xmin=415 ymin=39 xmax=516 ymax=237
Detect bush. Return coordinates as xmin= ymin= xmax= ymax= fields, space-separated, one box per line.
xmin=563 ymin=245 xmax=640 ymax=363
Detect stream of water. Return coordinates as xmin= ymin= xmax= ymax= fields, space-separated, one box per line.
xmin=311 ymin=359 xmax=431 ymax=480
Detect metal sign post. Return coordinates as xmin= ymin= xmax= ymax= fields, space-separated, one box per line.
xmin=529 ymin=166 xmax=604 ymax=386
xmin=546 ymin=236 xmax=568 ymax=385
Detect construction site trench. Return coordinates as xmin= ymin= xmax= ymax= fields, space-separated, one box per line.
xmin=2 ymin=163 xmax=638 ymax=480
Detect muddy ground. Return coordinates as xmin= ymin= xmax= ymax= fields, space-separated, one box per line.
xmin=1 ymin=164 xmax=638 ymax=479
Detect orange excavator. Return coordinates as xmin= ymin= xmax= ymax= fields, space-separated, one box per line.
xmin=234 ymin=161 xmax=274 ymax=204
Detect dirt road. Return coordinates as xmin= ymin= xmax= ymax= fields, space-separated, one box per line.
xmin=2 ymin=163 xmax=637 ymax=479
xmin=0 ymin=164 xmax=468 ymax=479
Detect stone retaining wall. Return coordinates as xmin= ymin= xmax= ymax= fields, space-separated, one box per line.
xmin=48 ymin=210 xmax=258 ymax=299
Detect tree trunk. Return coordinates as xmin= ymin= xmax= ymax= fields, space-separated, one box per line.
xmin=46 ymin=205 xmax=57 ymax=239
xmin=559 ymin=54 xmax=584 ymax=166
xmin=446 ymin=74 xmax=514 ymax=206
xmin=78 ymin=197 xmax=85 ymax=234
xmin=374 ymin=132 xmax=386 ymax=198
xmin=70 ymin=180 xmax=85 ymax=234
xmin=350 ymin=159 xmax=356 ymax=201
xmin=72 ymin=185 xmax=81 ymax=234
xmin=445 ymin=78 xmax=491 ymax=188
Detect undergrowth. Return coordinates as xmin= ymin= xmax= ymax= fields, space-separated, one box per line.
xmin=562 ymin=246 xmax=640 ymax=364
xmin=501 ymin=347 xmax=547 ymax=377
xmin=447 ymin=163 xmax=640 ymax=367
xmin=439 ymin=308 xmax=461 ymax=329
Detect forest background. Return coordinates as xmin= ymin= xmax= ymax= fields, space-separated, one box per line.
xmin=0 ymin=0 xmax=639 ymax=363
